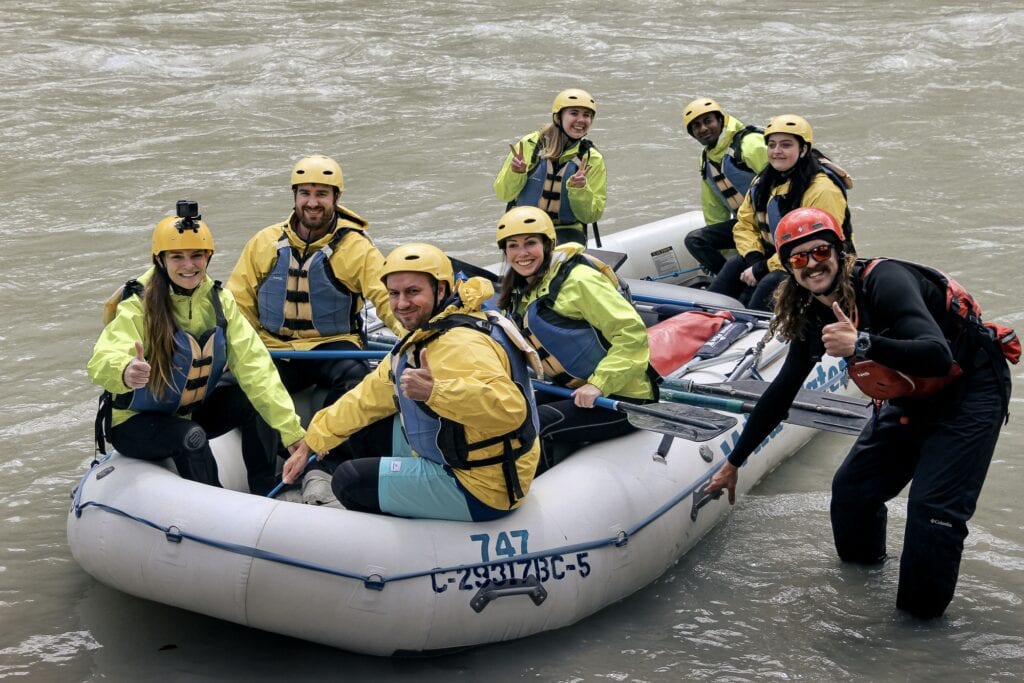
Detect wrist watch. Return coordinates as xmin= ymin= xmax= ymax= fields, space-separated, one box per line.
xmin=854 ymin=331 xmax=872 ymax=359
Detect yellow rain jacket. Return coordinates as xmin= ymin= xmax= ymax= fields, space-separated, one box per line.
xmin=227 ymin=207 xmax=403 ymax=350
xmin=88 ymin=272 xmax=305 ymax=446
xmin=732 ymin=172 xmax=848 ymax=272
xmin=508 ymin=243 xmax=654 ymax=400
xmin=304 ymin=276 xmax=540 ymax=511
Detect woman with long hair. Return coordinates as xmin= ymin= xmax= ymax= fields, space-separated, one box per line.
xmin=493 ymin=88 xmax=606 ymax=246
xmin=708 ymin=114 xmax=853 ymax=310
xmin=89 ymin=204 xmax=305 ymax=494
xmin=495 ymin=206 xmax=655 ymax=473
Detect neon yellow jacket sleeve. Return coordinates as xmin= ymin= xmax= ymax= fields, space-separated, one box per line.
xmin=493 ymin=132 xmax=540 ymax=203
xmin=303 ymin=355 xmax=398 ymax=454
xmin=88 ymin=276 xmax=304 ymax=445
xmin=544 ymin=261 xmax=652 ymax=399
xmin=565 ymin=145 xmax=607 ymax=226
xmin=219 ymin=289 xmax=305 ymax=446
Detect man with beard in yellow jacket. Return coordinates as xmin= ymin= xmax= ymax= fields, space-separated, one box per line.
xmin=281 ymin=243 xmax=541 ymax=521
xmin=228 ymin=154 xmax=402 ymax=411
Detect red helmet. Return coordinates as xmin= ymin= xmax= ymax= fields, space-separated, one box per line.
xmin=774 ymin=207 xmax=844 ymax=257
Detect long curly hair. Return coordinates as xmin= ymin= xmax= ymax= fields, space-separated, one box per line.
xmin=770 ymin=251 xmax=858 ymax=341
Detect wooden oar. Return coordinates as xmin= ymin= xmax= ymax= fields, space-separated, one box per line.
xmin=661 ymin=378 xmax=872 ymax=437
xmin=532 ymin=382 xmax=737 ymax=442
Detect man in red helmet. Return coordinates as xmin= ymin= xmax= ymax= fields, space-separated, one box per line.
xmin=706 ymin=207 xmax=1012 ymax=619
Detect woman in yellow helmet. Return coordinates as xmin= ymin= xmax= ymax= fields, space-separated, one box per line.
xmin=493 ymin=88 xmax=607 ymax=246
xmin=707 ymin=114 xmax=854 ymax=310
xmin=88 ymin=203 xmax=305 ymax=494
xmin=495 ymin=206 xmax=655 ymax=473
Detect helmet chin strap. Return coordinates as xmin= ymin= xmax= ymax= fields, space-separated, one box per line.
xmin=429 ymin=280 xmax=454 ymax=319
xmin=553 ymin=112 xmax=585 ymax=142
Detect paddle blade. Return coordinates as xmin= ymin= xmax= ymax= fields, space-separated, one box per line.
xmin=709 ymin=379 xmax=872 ymax=437
xmin=621 ymin=402 xmax=737 ymax=442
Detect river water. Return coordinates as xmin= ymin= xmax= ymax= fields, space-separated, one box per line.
xmin=1 ymin=0 xmax=1022 ymax=680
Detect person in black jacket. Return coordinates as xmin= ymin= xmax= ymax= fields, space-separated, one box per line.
xmin=707 ymin=207 xmax=1012 ymax=619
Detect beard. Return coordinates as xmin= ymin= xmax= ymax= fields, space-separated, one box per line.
xmin=297 ymin=207 xmax=335 ymax=233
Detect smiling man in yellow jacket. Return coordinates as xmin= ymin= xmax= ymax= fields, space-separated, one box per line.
xmin=228 ymin=154 xmax=403 ymax=413
xmin=282 ymin=243 xmax=540 ymax=521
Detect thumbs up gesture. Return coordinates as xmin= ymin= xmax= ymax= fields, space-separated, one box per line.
xmin=123 ymin=341 xmax=151 ymax=389
xmin=399 ymin=348 xmax=435 ymax=401
xmin=821 ymin=301 xmax=858 ymax=358
xmin=509 ymin=141 xmax=527 ymax=174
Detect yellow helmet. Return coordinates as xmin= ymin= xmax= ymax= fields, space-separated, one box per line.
xmin=381 ymin=242 xmax=454 ymax=291
xmin=682 ymin=97 xmax=723 ymax=131
xmin=151 ymin=214 xmax=215 ymax=257
xmin=495 ymin=206 xmax=556 ymax=246
xmin=764 ymin=114 xmax=813 ymax=144
xmin=290 ymin=153 xmax=344 ymax=191
xmin=552 ymin=89 xmax=596 ymax=115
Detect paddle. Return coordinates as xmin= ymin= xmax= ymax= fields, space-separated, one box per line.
xmin=269 ymin=350 xmax=388 ymax=360
xmin=661 ymin=378 xmax=872 ymax=437
xmin=630 ymin=292 xmax=773 ymax=319
xmin=532 ymin=382 xmax=737 ymax=442
xmin=266 ymin=454 xmax=317 ymax=499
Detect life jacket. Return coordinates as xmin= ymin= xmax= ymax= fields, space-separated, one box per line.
xmin=391 ymin=310 xmax=539 ymax=507
xmin=112 ymin=282 xmax=228 ymax=415
xmin=515 ymin=252 xmax=625 ymax=388
xmin=513 ymin=139 xmax=594 ymax=227
xmin=701 ymin=125 xmax=760 ymax=213
xmin=847 ymin=258 xmax=1018 ymax=402
xmin=753 ymin=166 xmax=853 ymax=257
xmin=256 ymin=225 xmax=360 ymax=339
xmin=101 ymin=279 xmax=144 ymax=325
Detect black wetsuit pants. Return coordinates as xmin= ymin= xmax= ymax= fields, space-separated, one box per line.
xmin=684 ymin=218 xmax=736 ymax=276
xmin=829 ymin=351 xmax=1010 ymax=618
xmin=534 ymin=394 xmax=642 ymax=475
xmin=109 ymin=382 xmax=279 ymax=495
xmin=707 ymin=254 xmax=787 ymax=311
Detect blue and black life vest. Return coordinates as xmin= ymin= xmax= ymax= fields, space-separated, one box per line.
xmin=391 ymin=311 xmax=539 ymax=506
xmin=513 ymin=253 xmax=618 ymax=388
xmin=256 ymin=224 xmax=361 ymax=339
xmin=511 ymin=138 xmax=594 ymax=228
xmin=112 ymin=282 xmax=228 ymax=416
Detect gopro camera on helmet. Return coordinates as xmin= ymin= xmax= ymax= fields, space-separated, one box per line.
xmin=175 ymin=199 xmax=201 ymax=229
